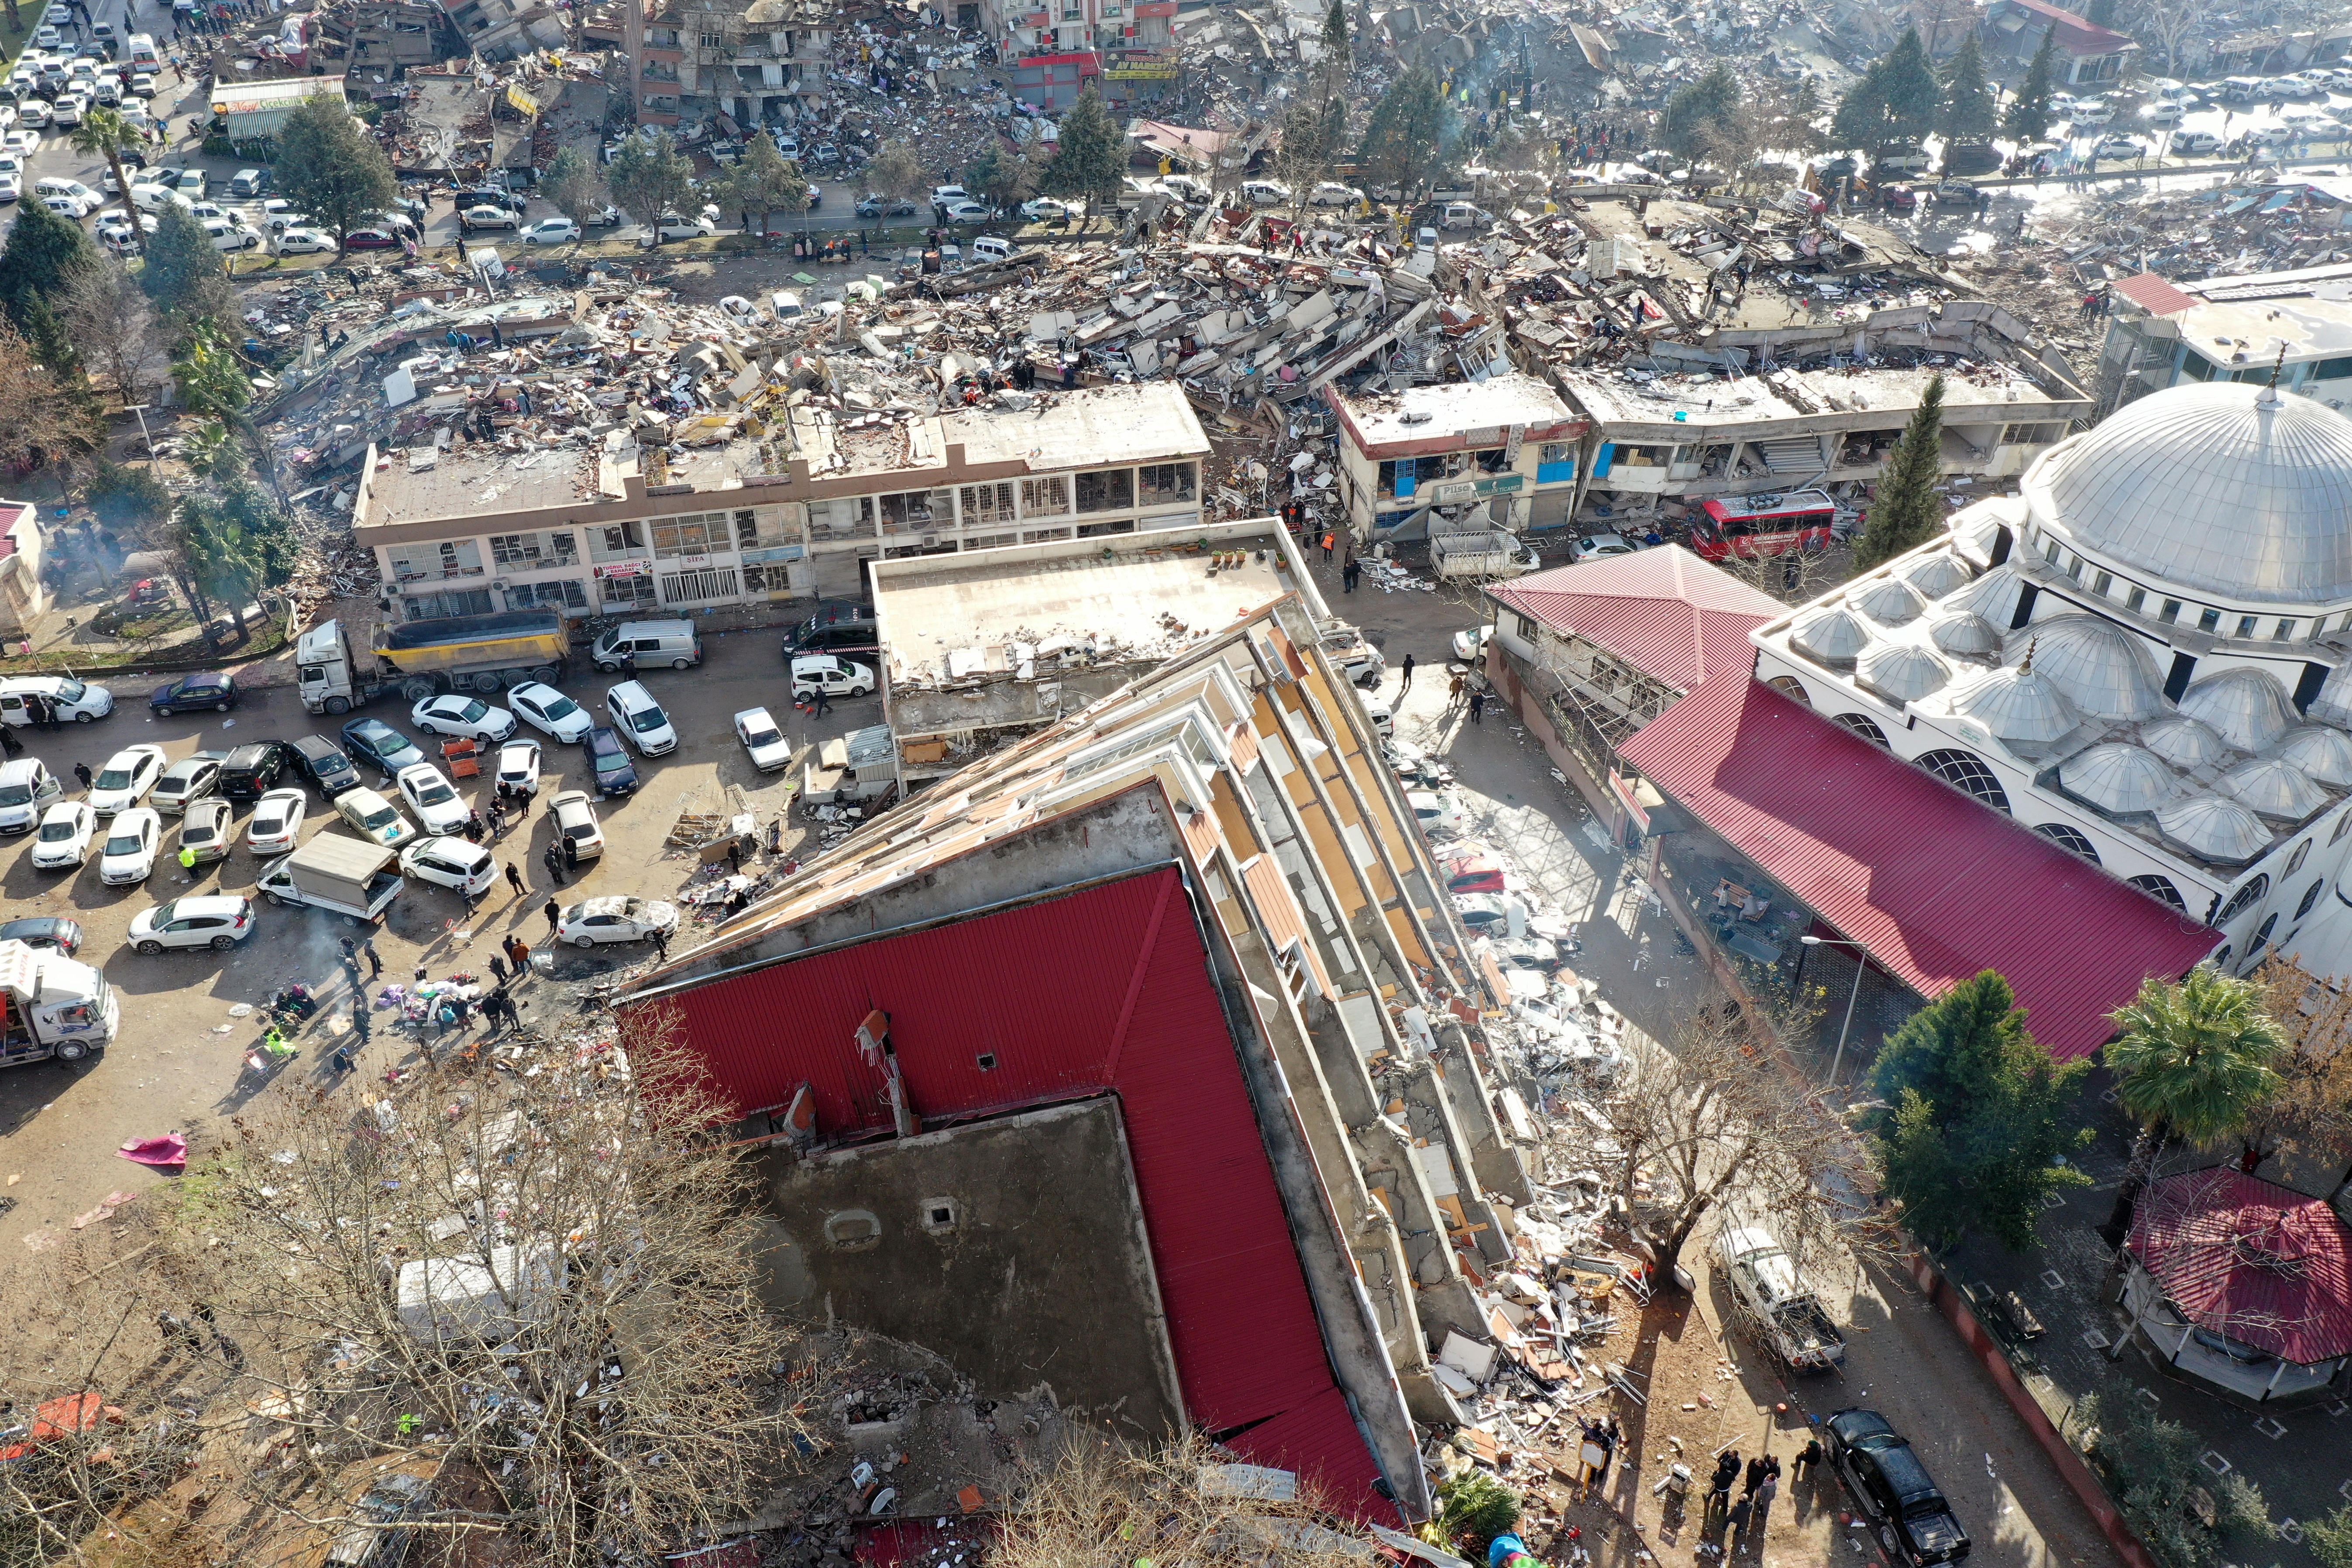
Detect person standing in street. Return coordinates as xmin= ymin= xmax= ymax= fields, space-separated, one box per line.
xmin=488 ymin=953 xmax=508 ymax=986
xmin=543 ymin=840 xmax=564 ymax=885
xmin=1468 ymin=690 xmax=1486 ymax=725
xmin=361 ymin=937 xmax=382 ymax=978
xmin=1342 ymin=557 xmax=1359 ymax=593
xmin=650 ymin=925 xmax=669 ymax=964
xmin=543 ymin=897 xmax=561 ymax=936
xmin=1399 ymin=653 xmax=1415 ymax=696
xmin=505 ymin=860 xmax=527 ymax=896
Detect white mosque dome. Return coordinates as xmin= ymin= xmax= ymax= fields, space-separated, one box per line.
xmin=2275 ymin=723 xmax=2352 ymax=787
xmin=1791 ymin=604 xmax=1873 ymax=664
xmin=2060 ymin=743 xmax=2182 ymax=815
xmin=1945 ymin=663 xmax=2084 ymax=745
xmin=1858 ymin=642 xmax=1953 ymax=702
xmin=2142 ymin=715 xmax=2232 ymax=768
xmin=1850 ymin=577 xmax=1927 ymax=627
xmin=2023 ymin=382 xmax=2352 ymax=605
xmin=2155 ymin=791 xmax=2274 ymax=862
xmin=1927 ymin=610 xmax=2002 ymax=658
xmin=2001 ymin=616 xmax=2170 ymax=721
xmin=1946 ymin=563 xmax=2028 ymax=627
xmin=1900 ymin=553 xmax=1975 ymax=599
xmin=2219 ymin=756 xmax=2330 ymax=819
xmin=2178 ymin=667 xmax=2298 ymax=752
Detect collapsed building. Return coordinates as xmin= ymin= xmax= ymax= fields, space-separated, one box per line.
xmin=620 ymin=0 xmax=841 ymax=127
xmin=620 ymin=593 xmax=1543 ymax=1524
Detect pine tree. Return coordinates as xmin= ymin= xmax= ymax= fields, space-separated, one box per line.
xmin=1877 ymin=27 xmax=1940 ymax=144
xmin=1869 ymin=972 xmax=2094 ymax=1250
xmin=1359 ymin=66 xmax=1455 ymax=203
xmin=1041 ymin=84 xmax=1128 ymax=225
xmin=1854 ymin=373 xmax=1946 ymax=568
xmin=1663 ymin=62 xmax=1743 ymax=161
xmin=0 ymin=197 xmax=97 ymax=330
xmin=1833 ymin=62 xmax=1893 ymax=150
xmin=1938 ymin=33 xmax=1996 ymax=145
xmin=137 ymin=203 xmax=234 ymax=323
xmin=1779 ymin=76 xmax=1828 ymax=155
xmin=1319 ymin=0 xmax=1349 ymax=93
xmin=272 ymin=94 xmax=400 ymax=251
xmin=607 ymin=130 xmax=697 ymax=237
xmin=2004 ymin=34 xmax=2058 ymax=143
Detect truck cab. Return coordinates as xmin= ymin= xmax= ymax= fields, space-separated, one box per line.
xmin=0 ymin=939 xmax=117 ymax=1066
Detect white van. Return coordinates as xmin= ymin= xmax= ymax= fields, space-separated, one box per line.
xmin=203 ymin=217 xmax=261 ymax=252
xmin=0 ymin=675 xmax=114 ymax=725
xmin=970 ymin=234 xmax=1014 ymax=264
xmin=602 ymin=679 xmax=678 ymax=756
xmin=0 ymin=757 xmax=63 ymax=833
xmin=768 ymin=289 xmax=803 ymax=321
xmin=126 ymin=32 xmax=158 ymax=67
xmin=589 ymin=619 xmax=702 ymax=673
xmin=1354 ymin=685 xmax=1393 ymax=739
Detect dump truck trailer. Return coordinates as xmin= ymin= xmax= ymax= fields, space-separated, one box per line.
xmin=297 ymin=612 xmax=571 ymax=714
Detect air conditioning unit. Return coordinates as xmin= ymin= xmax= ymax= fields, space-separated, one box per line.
xmin=491 ymin=577 xmax=510 ymax=590
xmin=386 ymin=581 xmax=408 ymax=596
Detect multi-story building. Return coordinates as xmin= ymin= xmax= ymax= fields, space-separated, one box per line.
xmin=2094 ymin=265 xmax=2352 ymax=421
xmin=978 ymin=0 xmax=1176 ymax=110
xmin=619 ymin=592 xmax=1533 ymax=1521
xmin=351 ymin=382 xmax=1212 ymax=617
xmin=619 ymin=0 xmax=834 ymax=128
xmin=1327 ymin=372 xmax=1587 ymax=543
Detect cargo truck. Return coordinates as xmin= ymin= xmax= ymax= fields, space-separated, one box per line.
xmin=296 ymin=612 xmax=571 ymax=715
xmin=0 ymin=939 xmax=119 ymax=1066
xmin=1430 ymin=529 xmax=1540 ymax=579
xmin=253 ymin=833 xmax=403 ymax=925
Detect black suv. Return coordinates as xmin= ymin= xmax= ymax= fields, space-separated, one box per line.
xmin=784 ymin=601 xmax=877 ymax=660
xmin=287 ymin=734 xmax=363 ymax=799
xmin=217 ymin=741 xmax=291 ymax=800
xmin=1826 ymin=1410 xmax=1970 ymax=1565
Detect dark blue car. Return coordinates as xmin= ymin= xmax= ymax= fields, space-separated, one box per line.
xmin=584 ymin=725 xmax=637 ymax=796
xmin=148 ymin=672 xmax=238 ymax=716
xmin=339 ymin=716 xmax=427 ymax=776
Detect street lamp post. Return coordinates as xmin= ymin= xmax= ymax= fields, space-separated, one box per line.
xmin=1800 ymin=933 xmax=1868 ymax=1086
xmin=121 ymin=402 xmax=158 ymax=468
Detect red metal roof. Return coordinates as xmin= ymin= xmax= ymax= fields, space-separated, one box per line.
xmin=2128 ymin=1168 xmax=2352 ymax=1365
xmin=1991 ymin=0 xmax=2136 ymax=54
xmin=1489 ymin=547 xmax=1786 ymax=692
xmin=2115 ymin=272 xmax=2198 ymax=317
xmin=636 ymin=870 xmax=1398 ymax=1521
xmin=1617 ymin=675 xmax=2221 ymax=1060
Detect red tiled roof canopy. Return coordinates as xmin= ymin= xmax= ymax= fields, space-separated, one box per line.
xmin=2128 ymin=1168 xmax=2352 ymax=1365
xmin=2115 ymin=272 xmax=2199 ymax=317
xmin=1619 ymin=675 xmax=2221 ymax=1059
xmin=1994 ymin=0 xmax=2136 ymax=53
xmin=1489 ymin=546 xmax=1787 ymax=692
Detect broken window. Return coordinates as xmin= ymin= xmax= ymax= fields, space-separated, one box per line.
xmin=698 ymin=30 xmax=722 ymax=47
xmin=591 ymin=521 xmax=643 ymax=560
xmin=877 ymin=489 xmax=950 ymax=532
xmin=965 ymin=533 xmax=1016 ymax=550
xmin=1025 ymin=527 xmax=1071 ymax=543
xmin=509 ymin=578 xmax=587 ymax=611
xmin=806 ymin=495 xmax=875 ymax=540
xmin=960 ymin=481 xmax=1015 ymax=525
xmin=490 ymin=533 xmax=543 ymax=568
xmin=1076 ymin=518 xmax=1135 ymax=538
xmin=392 ymin=540 xmax=484 ymax=580
xmin=650 ymin=512 xmax=727 ymax=557
xmin=1075 ymin=468 xmax=1134 ymax=513
xmin=1138 ymin=462 xmax=1195 ymax=505
xmin=601 ymin=573 xmax=656 ymax=608
xmin=1021 ymin=475 xmax=1069 ymax=516
xmin=1474 ymin=447 xmax=1509 ymax=474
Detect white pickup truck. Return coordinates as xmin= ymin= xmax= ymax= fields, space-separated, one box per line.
xmin=1715 ymin=1224 xmax=1847 ymax=1373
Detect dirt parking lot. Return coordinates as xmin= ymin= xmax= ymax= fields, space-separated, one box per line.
xmin=0 ymin=621 xmax=870 ymax=1251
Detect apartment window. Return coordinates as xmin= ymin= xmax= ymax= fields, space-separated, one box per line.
xmin=405 ymin=588 xmax=494 ymax=619
xmin=601 ymin=573 xmax=656 ymax=608
xmin=741 ymin=560 xmax=784 ymax=593
xmin=961 ymin=482 xmax=1016 ymax=525
xmin=1075 ymin=468 xmax=1134 ymax=513
xmin=1024 ymin=526 xmax=1071 ymax=543
xmin=1513 ymin=612 xmax=1538 ymax=641
xmin=878 ymin=489 xmax=949 ymax=531
xmin=964 ymin=532 xmax=1017 ymax=550
xmin=491 ymin=533 xmax=544 ymax=568
xmin=1138 ymin=462 xmax=1196 ymax=505
xmin=592 ymin=521 xmax=643 ymax=560
xmin=2125 ymin=586 xmax=2146 ymax=613
xmin=1061 ymin=1 xmax=1081 ymax=17
xmin=2198 ymin=608 xmax=2221 ymax=633
xmin=2044 ymin=539 xmax=2061 ymax=565
xmin=2275 ymin=619 xmax=2297 ymax=641
xmin=1076 ymin=518 xmax=1136 ymax=538
xmin=650 ymin=512 xmax=728 ymax=558
xmin=2160 ymin=598 xmax=2182 ymax=624
xmin=508 ymin=578 xmax=587 ymax=611
xmin=2092 ymin=570 xmax=2113 ymax=597
xmin=734 ymin=509 xmax=761 ymax=547
xmin=699 ymin=30 xmax=722 ymax=47
xmin=2067 ymin=555 xmax=2085 ymax=582
xmin=1021 ymin=475 xmax=1069 ymax=516
xmin=807 ymin=496 xmax=876 ymax=540
xmin=2238 ymin=614 xmax=2260 ymax=639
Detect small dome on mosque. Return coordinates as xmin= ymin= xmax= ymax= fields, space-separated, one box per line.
xmin=1791 ymin=604 xmax=1873 ymax=665
xmin=1946 ymin=563 xmax=2028 ymax=627
xmin=2142 ymin=715 xmax=2232 ymax=768
xmin=2178 ymin=667 xmax=2299 ymax=753
xmin=2218 ymin=757 xmax=2331 ymax=819
xmin=2060 ymin=743 xmax=2182 ymax=815
xmin=1927 ymin=611 xmax=2002 ymax=658
xmin=2274 ymin=723 xmax=2352 ymax=787
xmin=2155 ymin=791 xmax=2274 ymax=862
xmin=1850 ymin=577 xmax=1927 ymax=627
xmin=1945 ymin=661 xmax=2084 ymax=745
xmin=2001 ymin=616 xmax=2169 ymax=721
xmin=1858 ymin=643 xmax=1953 ymax=703
xmin=1900 ymin=553 xmax=1975 ymax=599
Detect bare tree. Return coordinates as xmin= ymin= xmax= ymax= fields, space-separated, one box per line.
xmin=56 ymin=258 xmax=164 ymax=411
xmin=2119 ymin=0 xmax=2210 ymax=75
xmin=0 ymin=318 xmax=100 ymax=483
xmin=1587 ymin=997 xmax=1880 ymax=1281
xmin=2243 ymin=955 xmax=2352 ymax=1186
xmin=133 ymin=1004 xmax=820 ymax=1567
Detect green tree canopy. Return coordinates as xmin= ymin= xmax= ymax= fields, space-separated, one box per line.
xmin=0 ymin=196 xmax=98 ymax=332
xmin=966 ymin=144 xmax=1039 ymax=214
xmin=1663 ymin=62 xmax=1744 ymax=162
xmin=69 ymin=103 xmax=144 ymax=224
xmin=1359 ymin=66 xmax=1458 ymax=203
xmin=1041 ymin=84 xmax=1128 ymax=216
xmin=2004 ymin=34 xmax=2058 ymax=143
xmin=1833 ymin=28 xmax=1939 ymax=149
xmin=607 ymin=130 xmax=697 ymax=235
xmin=272 ymin=93 xmax=400 ymax=250
xmin=1870 ymin=972 xmax=2092 ymax=1249
xmin=137 ymin=203 xmax=234 ymax=323
xmin=1853 ymin=372 xmax=1946 ymax=568
xmin=1938 ymin=33 xmax=1996 ymax=144
xmin=86 ymin=459 xmax=173 ymax=533
xmin=719 ymin=134 xmax=810 ymax=230
xmin=2108 ymin=968 xmax=2285 ymax=1147
xmin=539 ymin=146 xmax=610 ymax=234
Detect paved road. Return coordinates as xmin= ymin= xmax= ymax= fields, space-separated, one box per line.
xmin=0 ymin=622 xmax=847 ymax=1251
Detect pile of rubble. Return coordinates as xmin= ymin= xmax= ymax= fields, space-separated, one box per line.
xmin=2031 ymin=172 xmax=2352 ymax=284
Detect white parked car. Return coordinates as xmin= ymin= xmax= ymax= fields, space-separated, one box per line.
xmin=1020 ymin=196 xmax=1070 ymax=221
xmin=655 ymin=213 xmax=715 ymax=239
xmin=99 ymin=806 xmax=162 ymax=885
xmin=395 ymin=763 xmax=471 ymax=836
xmin=459 ymin=203 xmax=518 ymax=230
xmin=89 ymin=744 xmax=168 ymax=815
xmin=0 ymin=172 xmax=19 ymax=204
xmin=0 ymin=757 xmax=63 ymax=833
xmin=1307 ymin=181 xmax=1365 ymax=206
xmin=128 ymin=894 xmax=256 ymax=953
xmin=411 ymin=693 xmax=516 ymax=742
xmin=733 ymin=707 xmax=791 ymax=771
xmin=178 ymin=797 xmax=234 ymax=863
xmin=548 ymin=788 xmax=606 ymax=860
xmin=937 ymin=199 xmax=991 ymax=224
xmin=49 ymin=92 xmax=83 ymax=127
xmin=494 ymin=738 xmax=542 ymax=799
xmin=603 ymin=681 xmax=677 ymax=756
xmin=719 ymin=294 xmax=759 ymax=320
xmin=29 ymin=800 xmax=96 ymax=869
xmin=1406 ymin=789 xmax=1466 ymax=838
xmin=400 ymin=835 xmax=496 ymax=898
xmin=336 ymin=786 xmax=418 ymax=849
xmin=507 ymin=681 xmax=592 ymax=742
xmin=273 ymin=227 xmax=333 ymax=254
xmin=128 ymin=71 xmax=158 ymax=98
xmin=519 ymin=216 xmax=579 ymax=245
xmin=555 ymin=895 xmax=679 ymax=947
xmin=245 ymin=787 xmax=308 ymax=855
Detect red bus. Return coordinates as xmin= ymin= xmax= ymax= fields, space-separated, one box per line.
xmin=1693 ymin=489 xmax=1838 ymax=560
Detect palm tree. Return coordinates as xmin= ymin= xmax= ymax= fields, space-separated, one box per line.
xmin=69 ymin=104 xmax=141 ymax=224
xmin=2099 ymin=967 xmax=2285 ymax=1241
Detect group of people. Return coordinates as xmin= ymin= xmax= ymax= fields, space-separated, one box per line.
xmin=1702 ymin=1439 xmax=1823 ymax=1541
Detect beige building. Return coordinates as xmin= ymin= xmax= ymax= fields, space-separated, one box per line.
xmin=352 ymin=382 xmax=1213 ymax=618
xmin=0 ymin=502 xmax=48 ymax=640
